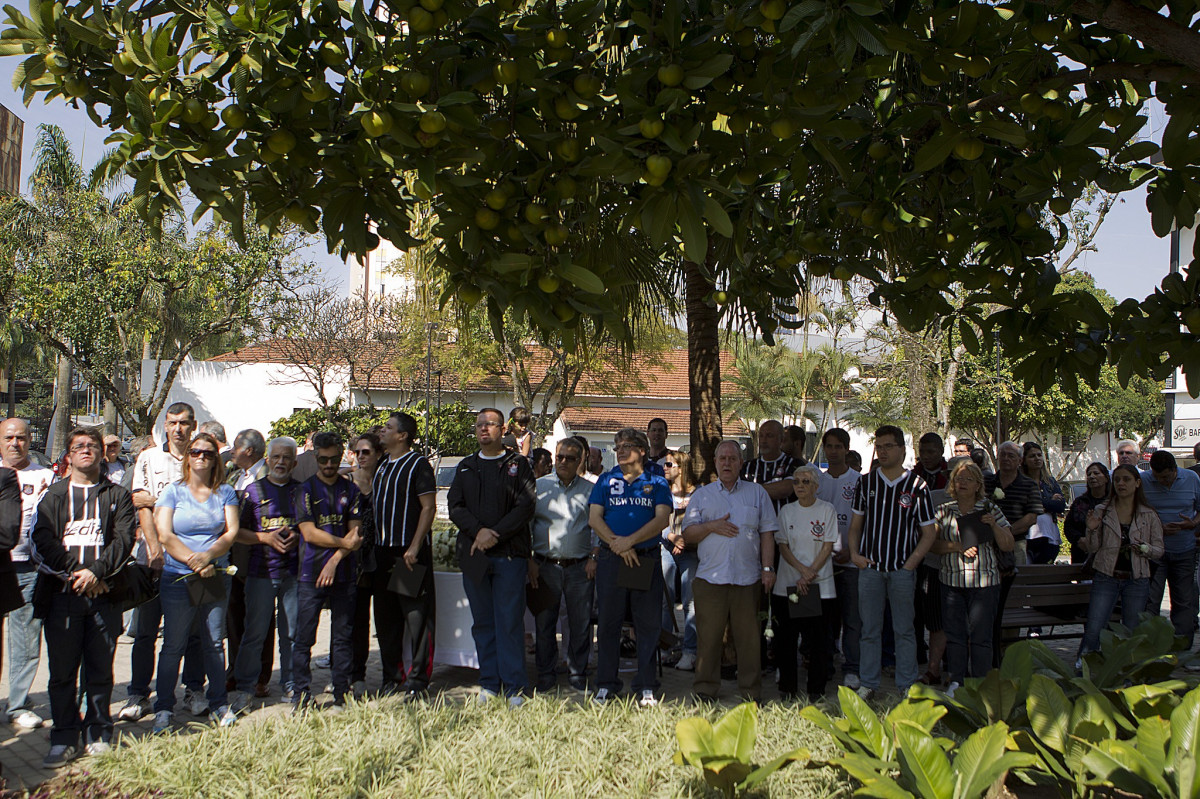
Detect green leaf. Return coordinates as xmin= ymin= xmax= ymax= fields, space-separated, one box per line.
xmin=1083 ymin=740 xmax=1176 ymax=799
xmin=738 ymin=747 xmax=809 ymax=792
xmin=894 ymin=722 xmax=954 ymax=799
xmin=675 ymin=193 xmax=707 ymax=262
xmin=780 ymin=0 xmax=827 ymax=33
xmin=1169 ymin=685 xmax=1200 ymax=799
xmin=675 ymin=716 xmax=715 ymax=768
xmin=702 ymin=195 xmax=733 ymax=238
xmin=1135 ymin=716 xmax=1171 ymax=773
xmin=885 ymin=699 xmax=946 ymax=735
xmin=1116 ymin=140 xmax=1160 ymax=164
xmin=1026 ymin=674 xmax=1070 ymax=753
xmin=952 ymin=722 xmax=1011 ymax=799
xmin=826 ymin=752 xmax=896 ymax=784
xmin=913 ymin=130 xmax=964 ymax=173
xmin=838 ymin=685 xmax=891 ymax=759
xmin=558 ymin=262 xmax=606 ymax=296
xmin=711 ymin=701 xmax=756 ymax=764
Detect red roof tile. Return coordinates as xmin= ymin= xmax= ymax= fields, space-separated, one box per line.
xmin=561 ymin=406 xmax=749 ymax=436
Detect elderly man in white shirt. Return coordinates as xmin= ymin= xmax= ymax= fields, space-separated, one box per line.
xmin=682 ymin=440 xmax=778 ymax=701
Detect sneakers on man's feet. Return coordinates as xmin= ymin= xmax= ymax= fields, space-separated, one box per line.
xmin=639 ymin=690 xmax=658 ymax=708
xmin=11 ymin=709 xmax=43 ymax=729
xmin=842 ymin=673 xmax=861 ymax=690
xmin=229 ymin=691 xmax=252 ymax=715
xmin=314 ymin=654 xmax=331 ymax=669
xmin=855 ymin=686 xmax=875 ymax=702
xmin=946 ymin=681 xmax=960 ymax=699
xmin=85 ymin=741 xmax=112 ymax=757
xmin=213 ymin=705 xmax=237 ymax=728
xmin=183 ymin=688 xmax=208 ymax=716
xmin=508 ymin=695 xmax=526 ymax=709
xmin=674 ymin=652 xmax=696 ymax=671
xmin=151 ymin=711 xmax=173 ymax=734
xmin=117 ymin=696 xmax=151 ymax=723
xmin=591 ymin=688 xmax=611 ymax=706
xmin=42 ymin=744 xmax=78 ymax=769
xmin=476 ymin=688 xmax=498 ymax=705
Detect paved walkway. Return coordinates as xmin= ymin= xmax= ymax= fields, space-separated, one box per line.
xmin=0 ymin=592 xmax=1171 ymax=793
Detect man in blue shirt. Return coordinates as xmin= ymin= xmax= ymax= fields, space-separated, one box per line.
xmin=292 ymin=432 xmax=363 ymax=711
xmin=589 ymin=428 xmax=672 ymax=706
xmin=1142 ymin=451 xmax=1200 ymax=648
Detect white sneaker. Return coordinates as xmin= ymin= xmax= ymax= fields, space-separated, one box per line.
xmin=946 ymin=681 xmax=960 ymax=699
xmin=855 ymin=685 xmax=875 ymax=701
xmin=639 ymin=690 xmax=658 ymax=708
xmin=152 ymin=710 xmax=173 ymax=734
xmin=213 ymin=705 xmax=237 ymax=728
xmin=85 ymin=741 xmax=112 ymax=756
xmin=183 ymin=689 xmax=208 ymax=716
xmin=592 ymin=688 xmax=611 ymax=705
xmin=11 ymin=710 xmax=43 ymax=729
xmin=476 ymin=688 xmax=498 ymax=705
xmin=674 ymin=652 xmax=696 ymax=671
xmin=42 ymin=744 xmax=78 ymax=768
xmin=843 ymin=673 xmax=861 ymax=690
xmin=117 ymin=696 xmax=151 ymax=723
xmin=508 ymin=695 xmax=526 ymax=709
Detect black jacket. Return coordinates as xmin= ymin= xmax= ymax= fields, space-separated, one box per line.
xmin=447 ymin=451 xmax=536 ymax=559
xmin=0 ymin=467 xmax=19 ymax=558
xmin=30 ymin=478 xmax=136 ymax=611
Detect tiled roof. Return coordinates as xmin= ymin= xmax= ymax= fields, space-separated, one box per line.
xmin=208 ymin=340 xmax=739 ymax=401
xmin=560 ymin=406 xmax=749 ymax=436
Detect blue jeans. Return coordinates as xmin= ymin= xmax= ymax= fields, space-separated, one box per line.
xmin=859 ymin=567 xmax=918 ymax=692
xmin=463 ymin=556 xmax=529 ymax=694
xmin=1082 ymin=573 xmax=1150 ymax=655
xmin=6 ymin=565 xmax=41 ymax=714
xmin=833 ymin=567 xmax=861 ymax=676
xmin=42 ymin=592 xmax=121 ymax=747
xmin=154 ymin=576 xmax=230 ymax=713
xmin=128 ymin=591 xmax=206 ymax=699
xmin=292 ymin=580 xmax=355 ymax=701
xmin=661 ymin=547 xmax=698 ymax=654
xmin=235 ymin=575 xmax=297 ymax=693
xmin=533 ymin=558 xmax=594 ymax=689
xmin=1147 ymin=549 xmax=1198 ymax=647
xmin=941 ymin=584 xmax=1000 ymax=683
xmin=596 ymin=548 xmax=662 ymax=694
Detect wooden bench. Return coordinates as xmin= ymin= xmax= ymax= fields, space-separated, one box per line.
xmin=1000 ymin=563 xmax=1094 ymax=643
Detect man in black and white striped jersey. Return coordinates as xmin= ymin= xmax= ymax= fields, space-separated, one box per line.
xmin=370 ymin=411 xmax=437 ymax=699
xmin=30 ymin=427 xmax=135 ymax=768
xmin=741 ymin=420 xmax=804 ymax=513
xmin=847 ymin=424 xmax=937 ymax=701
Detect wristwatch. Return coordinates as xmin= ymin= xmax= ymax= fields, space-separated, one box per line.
xmin=761 ymin=566 xmax=774 ymax=573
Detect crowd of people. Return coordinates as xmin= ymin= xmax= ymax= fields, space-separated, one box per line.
xmin=1 ymin=405 xmax=1199 ymax=769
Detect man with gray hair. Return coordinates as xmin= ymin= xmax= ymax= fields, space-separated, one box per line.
xmin=199 ymin=421 xmax=229 ymax=456
xmin=230 ymin=437 xmax=301 ymax=711
xmin=683 ymin=439 xmax=779 ymax=701
xmin=984 ymin=441 xmax=1043 ymax=566
xmin=1116 ymin=439 xmax=1147 ymax=470
xmin=228 ymin=429 xmax=267 ymax=491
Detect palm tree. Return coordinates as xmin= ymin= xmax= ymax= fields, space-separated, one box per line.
xmin=726 ymin=343 xmax=791 ymax=430
xmin=842 ymin=380 xmax=909 ymax=435
xmin=814 ymin=345 xmax=861 ymax=433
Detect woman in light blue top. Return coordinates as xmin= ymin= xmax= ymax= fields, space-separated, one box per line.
xmin=151 ymin=432 xmax=239 ymax=732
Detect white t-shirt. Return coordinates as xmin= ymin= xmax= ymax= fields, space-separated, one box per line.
xmin=130 ymin=446 xmax=184 ymax=499
xmin=10 ymin=463 xmax=54 ymax=562
xmin=773 ymin=499 xmax=838 ymax=599
xmin=818 ymin=467 xmax=861 ymax=560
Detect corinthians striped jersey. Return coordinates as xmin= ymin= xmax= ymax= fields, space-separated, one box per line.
xmin=61 ymin=482 xmax=105 ymax=567
xmin=741 ymin=453 xmax=803 ymax=512
xmin=371 ymin=450 xmax=436 ymax=549
xmin=851 ymin=469 xmax=936 ymax=572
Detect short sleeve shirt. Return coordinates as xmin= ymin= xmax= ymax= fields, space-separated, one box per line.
xmin=741 ymin=453 xmax=803 ymax=512
xmin=295 ymin=475 xmax=363 ymax=583
xmin=773 ymin=499 xmax=838 ymax=598
xmin=818 ymin=467 xmax=861 ymax=557
xmin=984 ymin=472 xmax=1044 ymax=539
xmin=683 ymin=479 xmax=780 ymax=586
xmin=10 ymin=463 xmax=53 ymax=562
xmin=588 ymin=467 xmax=672 ymax=547
xmin=372 ymin=451 xmax=437 ymax=548
xmin=156 ymin=482 xmax=238 ymax=576
xmin=240 ymin=478 xmax=300 ymax=579
xmin=935 ymin=498 xmax=1009 ymax=588
xmin=851 ymin=469 xmax=935 ymax=572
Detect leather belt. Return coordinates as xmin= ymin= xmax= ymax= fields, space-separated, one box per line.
xmin=534 ymin=553 xmax=586 ymax=567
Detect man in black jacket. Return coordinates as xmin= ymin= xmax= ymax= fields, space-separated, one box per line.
xmin=30 ymin=427 xmax=135 ymax=768
xmin=0 ymin=466 xmax=22 ymax=667
xmin=448 ymin=408 xmax=536 ymax=706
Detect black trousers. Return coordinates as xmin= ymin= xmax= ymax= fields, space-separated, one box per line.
xmin=366 ymin=546 xmax=436 ymax=690
xmin=771 ymin=593 xmax=835 ymax=697
xmin=43 ymin=591 xmax=121 ymax=747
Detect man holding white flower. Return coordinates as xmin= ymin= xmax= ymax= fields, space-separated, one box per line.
xmin=682 ymin=440 xmax=778 ymax=702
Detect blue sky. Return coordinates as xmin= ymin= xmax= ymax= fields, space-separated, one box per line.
xmin=0 ymin=73 xmax=1172 ymax=305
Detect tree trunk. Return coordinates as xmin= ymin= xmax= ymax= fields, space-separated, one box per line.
xmin=686 ymin=257 xmax=721 ymax=485
xmin=901 ymin=330 xmax=937 ymax=437
xmin=51 ymin=353 xmax=72 ymax=459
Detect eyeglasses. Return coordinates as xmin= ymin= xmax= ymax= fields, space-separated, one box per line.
xmin=793 ymin=478 xmax=817 ymax=486
xmin=316 ymin=455 xmax=341 ymax=465
xmin=875 ymin=442 xmax=903 ymax=451
xmin=354 ymin=449 xmax=374 ymax=457
xmin=69 ymin=443 xmax=100 ymax=453
xmin=614 ymin=443 xmax=640 ymax=452
xmin=188 ymin=449 xmax=216 ymax=460
xmin=475 ymin=421 xmax=501 ymax=429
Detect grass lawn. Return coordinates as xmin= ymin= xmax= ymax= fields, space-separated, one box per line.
xmin=54 ymin=694 xmax=856 ymax=798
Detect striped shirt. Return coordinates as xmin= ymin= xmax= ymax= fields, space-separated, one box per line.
xmin=741 ymin=453 xmax=802 ymax=511
xmin=851 ymin=469 xmax=935 ymax=572
xmin=983 ymin=472 xmax=1044 ymax=540
xmin=372 ymin=450 xmax=436 ymax=548
xmin=935 ymin=498 xmax=1010 ymax=588
xmin=60 ymin=483 xmax=105 ymax=567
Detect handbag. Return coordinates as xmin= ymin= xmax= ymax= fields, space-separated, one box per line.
xmin=106 ymin=559 xmax=159 ymax=612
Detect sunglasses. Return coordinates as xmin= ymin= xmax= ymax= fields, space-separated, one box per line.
xmin=188 ymin=449 xmax=216 ymax=460
xmin=354 ymin=449 xmax=374 ymax=457
xmin=664 ymin=462 xmax=677 ymax=468
xmin=316 ymin=455 xmax=341 ymax=465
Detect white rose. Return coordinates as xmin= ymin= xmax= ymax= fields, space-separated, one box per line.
xmin=992 ymin=488 xmax=1005 ymax=500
